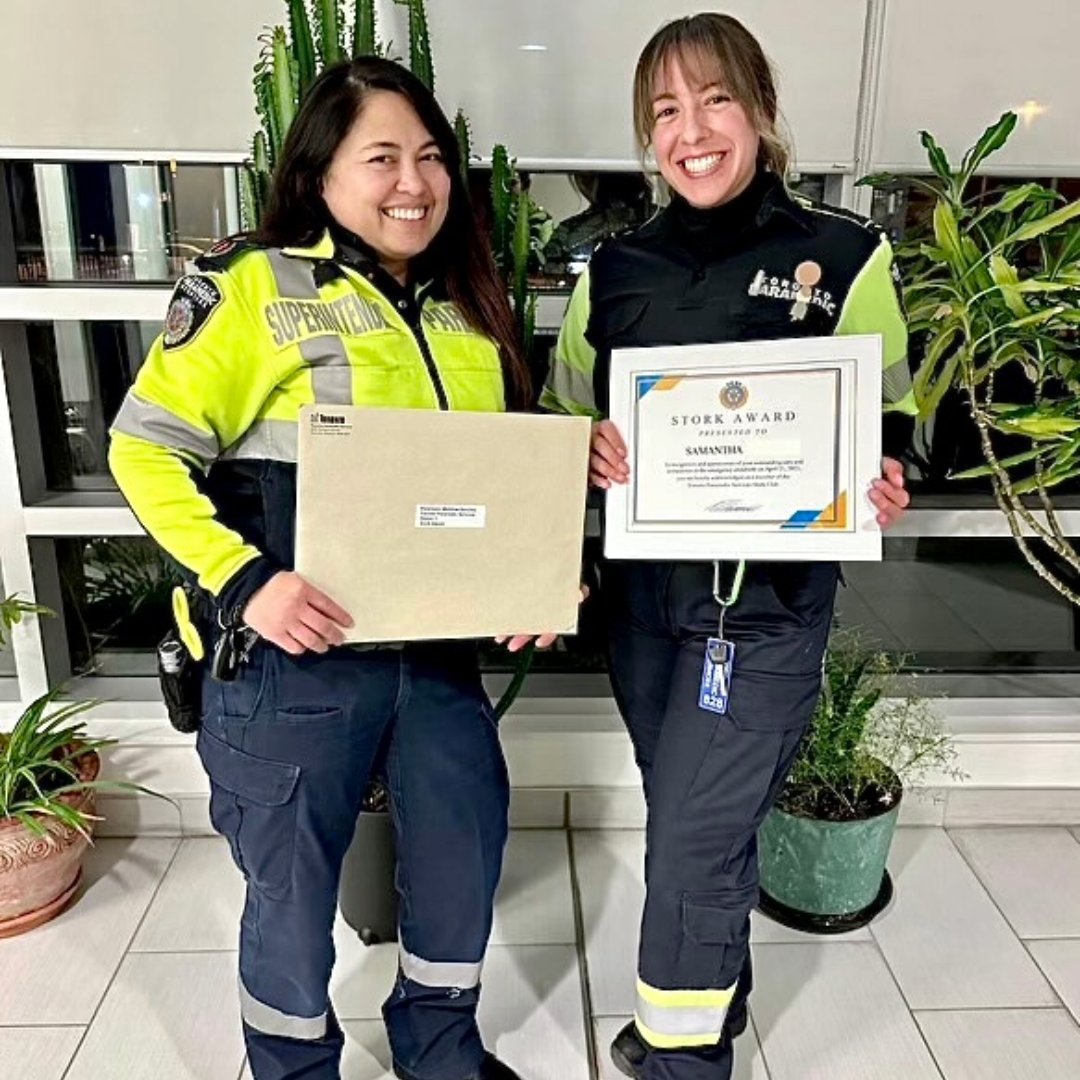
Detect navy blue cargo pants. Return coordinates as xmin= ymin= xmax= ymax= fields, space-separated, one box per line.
xmin=600 ymin=559 xmax=838 ymax=1080
xmin=196 ymin=641 xmax=509 ymax=1080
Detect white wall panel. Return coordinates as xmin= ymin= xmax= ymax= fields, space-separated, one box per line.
xmin=0 ymin=1 xmax=868 ymax=167
xmin=872 ymin=0 xmax=1080 ymax=174
xmin=426 ymin=0 xmax=869 ymax=169
xmin=0 ymin=0 xmax=281 ymax=154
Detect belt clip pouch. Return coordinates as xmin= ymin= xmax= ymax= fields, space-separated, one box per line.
xmin=157 ymin=629 xmax=204 ymax=733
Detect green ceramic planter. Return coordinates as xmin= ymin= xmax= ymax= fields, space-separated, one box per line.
xmin=757 ymin=784 xmax=901 ymax=933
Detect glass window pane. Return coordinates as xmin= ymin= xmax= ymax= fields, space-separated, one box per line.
xmin=37 ymin=537 xmax=181 ymax=681
xmin=2 ymin=319 xmax=155 ymax=492
xmin=28 ymin=533 xmax=1080 ymax=687
xmin=837 ymin=538 xmax=1080 ymax=681
xmin=2 ymin=161 xmax=238 ymax=284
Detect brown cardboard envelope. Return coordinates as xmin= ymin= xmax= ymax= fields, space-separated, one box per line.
xmin=295 ymin=406 xmax=592 ymax=642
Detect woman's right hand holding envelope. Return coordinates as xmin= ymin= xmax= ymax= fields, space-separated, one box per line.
xmin=590 ymin=419 xmax=630 ymax=489
xmin=496 ymin=586 xmax=591 ymax=653
xmin=243 ymin=570 xmax=353 ymax=655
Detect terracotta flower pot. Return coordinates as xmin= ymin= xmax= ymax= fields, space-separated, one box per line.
xmin=0 ymin=749 xmax=100 ymax=938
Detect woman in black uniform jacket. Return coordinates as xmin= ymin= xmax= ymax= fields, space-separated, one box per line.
xmin=543 ymin=14 xmax=914 ymax=1080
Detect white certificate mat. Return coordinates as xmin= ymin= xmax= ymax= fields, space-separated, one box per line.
xmin=296 ymin=406 xmax=592 ymax=642
xmin=606 ymin=335 xmax=883 ymax=561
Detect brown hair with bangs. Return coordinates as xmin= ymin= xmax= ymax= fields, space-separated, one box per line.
xmin=632 ymin=13 xmax=791 ymax=179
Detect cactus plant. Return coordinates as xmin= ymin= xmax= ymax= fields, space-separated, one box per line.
xmin=288 ymin=0 xmax=317 ymax=96
xmin=453 ymin=109 xmax=472 ymax=183
xmin=490 ymin=145 xmax=514 ymax=272
xmin=313 ymin=0 xmax=346 ymax=67
xmin=353 ymin=0 xmax=377 ymax=56
xmin=393 ymin=0 xmax=434 ymax=90
xmin=512 ymin=185 xmax=531 ymax=340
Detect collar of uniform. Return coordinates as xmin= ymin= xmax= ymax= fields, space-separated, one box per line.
xmin=755 ymin=176 xmax=815 ymax=235
xmin=325 ymin=220 xmax=446 ymax=309
xmin=663 ymin=170 xmax=813 ymax=255
xmin=280 ymin=231 xmax=337 ymax=261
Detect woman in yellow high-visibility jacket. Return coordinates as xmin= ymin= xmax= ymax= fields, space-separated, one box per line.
xmin=110 ymin=57 xmax=547 ymax=1080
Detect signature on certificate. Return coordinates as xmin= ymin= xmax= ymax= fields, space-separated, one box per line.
xmin=704 ymin=499 xmax=761 ymax=514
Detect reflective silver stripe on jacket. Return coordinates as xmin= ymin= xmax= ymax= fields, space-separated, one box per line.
xmin=266 ymin=249 xmax=353 ymax=405
xmin=399 ymin=946 xmax=483 ymax=989
xmin=111 ymin=393 xmax=219 ymax=463
xmin=882 ymin=357 xmax=913 ymax=404
xmin=239 ymin=978 xmax=327 ymax=1041
xmin=545 ymin=354 xmax=597 ymax=417
xmin=220 ymin=418 xmax=298 ymax=463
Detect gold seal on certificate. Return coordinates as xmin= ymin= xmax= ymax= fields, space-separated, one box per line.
xmin=606 ymin=335 xmax=884 ymax=561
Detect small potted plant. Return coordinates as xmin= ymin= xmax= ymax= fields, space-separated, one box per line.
xmin=757 ymin=633 xmax=964 ymax=933
xmin=0 ymin=593 xmax=150 ymax=937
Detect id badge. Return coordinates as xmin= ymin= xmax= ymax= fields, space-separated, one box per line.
xmin=699 ymin=637 xmax=735 ymax=714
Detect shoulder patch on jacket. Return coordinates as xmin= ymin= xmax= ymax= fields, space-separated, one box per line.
xmin=162 ymin=275 xmax=224 ymax=350
xmin=194 ymin=234 xmax=263 ymax=272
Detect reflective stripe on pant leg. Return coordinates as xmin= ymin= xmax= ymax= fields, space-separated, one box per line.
xmin=399 ymin=946 xmax=483 ymax=990
xmin=633 ymin=977 xmax=735 ymax=1049
xmin=239 ymin=977 xmax=328 ymax=1041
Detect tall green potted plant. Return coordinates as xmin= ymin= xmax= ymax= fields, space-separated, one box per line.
xmin=861 ymin=112 xmax=1080 ymax=604
xmin=757 ymin=634 xmax=963 ymax=932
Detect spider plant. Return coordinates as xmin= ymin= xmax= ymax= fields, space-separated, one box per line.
xmin=1 ymin=689 xmax=158 ymax=840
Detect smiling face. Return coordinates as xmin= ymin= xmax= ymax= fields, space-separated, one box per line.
xmin=321 ymin=89 xmax=451 ymax=283
xmin=649 ymin=55 xmax=761 ymax=209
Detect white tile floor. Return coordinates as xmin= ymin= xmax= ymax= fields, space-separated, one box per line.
xmin=4 ymin=827 xmax=1080 ymax=1079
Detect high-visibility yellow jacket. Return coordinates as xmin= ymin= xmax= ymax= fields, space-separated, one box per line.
xmin=109 ymin=230 xmax=505 ymax=615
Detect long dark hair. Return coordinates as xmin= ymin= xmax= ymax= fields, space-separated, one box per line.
xmin=258 ymin=57 xmax=531 ymax=410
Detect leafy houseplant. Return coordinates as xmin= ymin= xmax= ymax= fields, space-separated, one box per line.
xmin=861 ymin=112 xmax=1080 ymax=604
xmin=0 ymin=597 xmax=153 ymax=937
xmin=757 ymin=634 xmax=963 ymax=933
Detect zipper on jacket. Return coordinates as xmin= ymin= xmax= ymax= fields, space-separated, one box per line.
xmin=395 ymin=291 xmax=448 ymax=411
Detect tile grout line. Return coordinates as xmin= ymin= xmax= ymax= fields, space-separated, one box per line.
xmin=769 ymin=922 xmax=947 ymax=1080
xmin=0 ymin=1023 xmax=87 ymax=1029
xmin=567 ymin=829 xmax=601 ymax=1080
xmin=941 ymin=829 xmax=1068 ymax=1021
xmin=59 ymin=837 xmax=184 ymax=1080
xmin=912 ymin=1004 xmax=1068 ymax=1014
xmin=1017 ymin=939 xmax=1080 ymax=1036
xmin=745 ymin=1006 xmax=775 ymax=1080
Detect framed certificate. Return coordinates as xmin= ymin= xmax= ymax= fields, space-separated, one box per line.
xmin=605 ymin=335 xmax=883 ymax=561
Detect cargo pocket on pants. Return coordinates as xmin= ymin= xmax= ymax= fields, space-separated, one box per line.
xmin=682 ymin=889 xmax=755 ymax=984
xmin=725 ymin=669 xmax=823 ymax=732
xmin=197 ymin=727 xmax=300 ymax=898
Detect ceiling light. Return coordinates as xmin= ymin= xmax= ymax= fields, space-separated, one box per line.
xmin=1014 ymin=99 xmax=1048 ymax=127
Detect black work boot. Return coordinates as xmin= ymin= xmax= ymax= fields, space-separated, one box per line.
xmin=609 ymin=1008 xmax=748 ymax=1079
xmin=394 ymin=1052 xmax=523 ymax=1080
